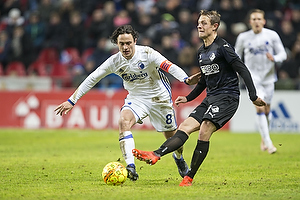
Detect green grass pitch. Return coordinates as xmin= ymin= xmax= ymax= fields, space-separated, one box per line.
xmin=1 ymin=129 xmax=299 ymax=200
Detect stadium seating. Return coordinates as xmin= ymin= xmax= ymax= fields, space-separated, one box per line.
xmin=81 ymin=48 xmax=94 ymax=64
xmin=5 ymin=61 xmax=27 ymax=76
xmin=27 ymin=61 xmax=48 ymax=76
xmin=62 ymin=47 xmax=82 ymax=65
xmin=37 ymin=48 xmax=59 ymax=65
xmin=50 ymin=62 xmax=72 ymax=87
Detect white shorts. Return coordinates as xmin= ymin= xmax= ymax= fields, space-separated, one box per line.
xmin=121 ymin=97 xmax=177 ymax=132
xmin=254 ymin=82 xmax=274 ymax=105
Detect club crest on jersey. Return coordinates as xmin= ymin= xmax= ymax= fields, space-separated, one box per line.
xmin=138 ymin=62 xmax=145 ymax=69
xmin=209 ymin=53 xmax=215 ymax=61
xmin=198 ymin=54 xmax=202 ymax=63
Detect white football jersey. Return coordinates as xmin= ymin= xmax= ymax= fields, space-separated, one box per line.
xmin=235 ymin=28 xmax=287 ymax=84
xmin=69 ymin=45 xmax=188 ymax=104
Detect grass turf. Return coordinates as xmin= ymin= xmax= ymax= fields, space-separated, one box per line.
xmin=0 ymin=129 xmax=299 ymax=200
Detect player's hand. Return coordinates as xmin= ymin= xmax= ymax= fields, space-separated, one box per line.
xmin=252 ymin=97 xmax=266 ymax=107
xmin=266 ymin=52 xmax=274 ymax=62
xmin=175 ymin=96 xmax=187 ymax=107
xmin=54 ymin=101 xmax=74 ymax=116
xmin=185 ymin=72 xmax=201 ymax=85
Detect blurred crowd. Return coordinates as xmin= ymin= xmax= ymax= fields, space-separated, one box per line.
xmin=0 ymin=0 xmax=300 ymax=90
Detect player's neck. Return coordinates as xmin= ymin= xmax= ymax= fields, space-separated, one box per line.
xmin=203 ymin=33 xmax=217 ymax=47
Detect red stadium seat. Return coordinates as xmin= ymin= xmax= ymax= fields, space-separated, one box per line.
xmin=81 ymin=48 xmax=94 ymax=64
xmin=27 ymin=61 xmax=48 ymax=76
xmin=50 ymin=62 xmax=72 ymax=87
xmin=62 ymin=47 xmax=82 ymax=65
xmin=5 ymin=61 xmax=26 ymax=76
xmin=37 ymin=48 xmax=59 ymax=65
xmin=50 ymin=62 xmax=70 ymax=78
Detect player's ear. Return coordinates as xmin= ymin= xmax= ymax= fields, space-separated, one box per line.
xmin=213 ymin=23 xmax=219 ymax=31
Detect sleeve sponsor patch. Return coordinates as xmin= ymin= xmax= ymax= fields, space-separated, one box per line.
xmin=160 ymin=60 xmax=173 ymax=72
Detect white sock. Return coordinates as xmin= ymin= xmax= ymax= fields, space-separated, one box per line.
xmin=119 ymin=131 xmax=135 ymax=166
xmin=256 ymin=113 xmax=273 ymax=148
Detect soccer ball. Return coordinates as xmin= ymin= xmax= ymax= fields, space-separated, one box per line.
xmin=102 ymin=162 xmax=128 ymax=185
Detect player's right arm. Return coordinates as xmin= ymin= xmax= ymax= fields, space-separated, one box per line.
xmin=54 ymin=59 xmax=112 ymax=115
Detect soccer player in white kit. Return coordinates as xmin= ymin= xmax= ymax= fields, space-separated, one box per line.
xmin=54 ymin=25 xmax=201 ymax=180
xmin=235 ymin=9 xmax=287 ymax=154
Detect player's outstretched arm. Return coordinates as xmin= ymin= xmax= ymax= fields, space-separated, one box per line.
xmin=54 ymin=101 xmax=74 ymax=116
xmin=175 ymin=96 xmax=188 ymax=107
xmin=252 ymin=97 xmax=266 ymax=107
xmin=185 ymin=72 xmax=201 ymax=85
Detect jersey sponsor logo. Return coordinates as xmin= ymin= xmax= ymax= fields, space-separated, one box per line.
xmin=122 ymin=72 xmax=148 ymax=82
xmin=249 ymin=43 xmax=268 ymax=55
xmin=160 ymin=60 xmax=173 ymax=72
xmin=201 ymin=64 xmax=219 ymax=75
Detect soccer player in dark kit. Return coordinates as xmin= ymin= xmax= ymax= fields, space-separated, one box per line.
xmin=132 ymin=10 xmax=266 ymax=186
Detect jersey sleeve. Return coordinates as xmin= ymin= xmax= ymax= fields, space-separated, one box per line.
xmin=150 ymin=47 xmax=188 ymax=82
xmin=68 ymin=58 xmax=112 ymax=104
xmin=272 ymin=32 xmax=287 ymax=63
xmin=234 ymin=34 xmax=244 ymax=59
xmin=221 ymin=41 xmax=258 ymax=101
xmin=186 ymin=77 xmax=206 ymax=102
xmin=231 ymin=59 xmax=257 ymax=101
xmin=166 ymin=63 xmax=188 ymax=82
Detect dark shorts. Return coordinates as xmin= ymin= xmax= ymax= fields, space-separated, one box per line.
xmin=189 ymin=94 xmax=239 ymax=130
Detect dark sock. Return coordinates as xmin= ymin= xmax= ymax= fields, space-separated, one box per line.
xmin=187 ymin=140 xmax=210 ymax=179
xmin=154 ymin=130 xmax=188 ymax=157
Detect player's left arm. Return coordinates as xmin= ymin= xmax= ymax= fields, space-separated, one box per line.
xmin=269 ymin=33 xmax=287 ymax=63
xmin=160 ymin=60 xmax=200 ymax=85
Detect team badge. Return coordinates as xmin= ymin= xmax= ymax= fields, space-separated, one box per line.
xmin=138 ymin=62 xmax=145 ymax=70
xmin=209 ymin=53 xmax=215 ymax=61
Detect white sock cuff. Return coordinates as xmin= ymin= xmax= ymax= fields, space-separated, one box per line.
xmin=119 ymin=131 xmax=133 ymax=141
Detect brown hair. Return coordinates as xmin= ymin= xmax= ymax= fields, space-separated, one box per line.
xmin=199 ymin=10 xmax=221 ymax=30
xmin=110 ymin=24 xmax=139 ymax=44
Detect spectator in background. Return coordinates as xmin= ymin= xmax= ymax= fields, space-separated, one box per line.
xmin=279 ymin=39 xmax=300 ymax=82
xmin=102 ymin=1 xmax=116 ymax=38
xmin=0 ymin=0 xmax=21 ymax=17
xmin=123 ymin=1 xmax=139 ymax=28
xmin=24 ymin=11 xmax=46 ymax=54
xmin=85 ymin=9 xmax=110 ymax=48
xmin=149 ymin=13 xmax=179 ymax=45
xmin=278 ymin=19 xmax=297 ymax=51
xmin=158 ymin=0 xmax=181 ymax=21
xmin=8 ymin=25 xmax=35 ymax=69
xmin=0 ymin=30 xmax=11 ymax=69
xmin=57 ymin=0 xmax=75 ymax=25
xmin=36 ymin=0 xmax=57 ymax=22
xmin=290 ymin=8 xmax=300 ymax=33
xmin=177 ymin=8 xmax=194 ymax=44
xmin=4 ymin=8 xmax=25 ymax=38
xmin=235 ymin=9 xmax=287 ymax=154
xmin=44 ymin=11 xmax=66 ymax=52
xmin=232 ymin=0 xmax=247 ymax=24
xmin=113 ymin=9 xmax=131 ymax=28
xmin=64 ymin=10 xmax=85 ymax=53
xmin=134 ymin=13 xmax=152 ymax=37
